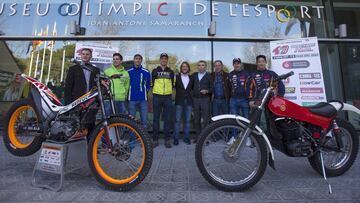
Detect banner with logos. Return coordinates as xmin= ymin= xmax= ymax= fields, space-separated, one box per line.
xmin=74 ymin=43 xmax=119 ymax=71
xmin=270 ymin=37 xmax=327 ymax=106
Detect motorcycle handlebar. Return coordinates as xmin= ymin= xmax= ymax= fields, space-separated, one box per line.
xmin=71 ymin=59 xmax=122 ymax=81
xmin=277 ymin=71 xmax=294 ymax=81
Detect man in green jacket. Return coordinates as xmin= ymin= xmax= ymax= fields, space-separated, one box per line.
xmin=104 ymin=53 xmax=130 ymax=114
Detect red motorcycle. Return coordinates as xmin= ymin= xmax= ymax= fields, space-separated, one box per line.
xmin=195 ymin=71 xmax=360 ymax=193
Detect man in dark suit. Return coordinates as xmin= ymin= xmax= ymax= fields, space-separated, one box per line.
xmin=191 ymin=60 xmax=213 ymax=143
xmin=65 ymin=48 xmax=100 ymax=105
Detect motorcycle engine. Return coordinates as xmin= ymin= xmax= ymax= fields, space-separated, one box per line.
xmin=49 ymin=115 xmax=79 ymax=141
xmin=275 ymin=118 xmax=314 ymax=157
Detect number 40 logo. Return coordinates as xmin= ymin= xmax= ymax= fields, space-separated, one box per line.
xmin=273 ymin=45 xmax=289 ymax=55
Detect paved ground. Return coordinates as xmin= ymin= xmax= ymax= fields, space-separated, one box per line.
xmin=1 ymin=138 xmax=360 ymax=203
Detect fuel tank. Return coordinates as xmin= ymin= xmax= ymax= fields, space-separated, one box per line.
xmin=267 ymin=96 xmax=334 ymax=129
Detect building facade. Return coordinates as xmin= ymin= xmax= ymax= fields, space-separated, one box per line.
xmin=0 ymin=0 xmax=359 ymax=129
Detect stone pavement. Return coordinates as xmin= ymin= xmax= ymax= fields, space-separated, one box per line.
xmin=1 ymin=138 xmax=360 ymax=203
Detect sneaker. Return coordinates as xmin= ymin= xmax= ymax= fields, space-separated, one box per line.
xmin=97 ymin=143 xmax=108 ymax=154
xmin=173 ymin=139 xmax=179 ymax=146
xmin=165 ymin=140 xmax=172 ymax=148
xmin=184 ymin=138 xmax=191 ymax=145
xmin=153 ymin=140 xmax=159 ymax=148
xmin=246 ymin=137 xmax=255 ymax=148
xmin=227 ymin=137 xmax=236 ymax=145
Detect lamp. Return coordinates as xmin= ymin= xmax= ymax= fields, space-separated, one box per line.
xmin=208 ymin=21 xmax=216 ymax=36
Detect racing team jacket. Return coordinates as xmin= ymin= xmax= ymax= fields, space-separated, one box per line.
xmin=249 ymin=69 xmax=285 ymax=100
xmin=127 ymin=65 xmax=151 ymax=101
xmin=152 ymin=66 xmax=175 ymax=96
xmin=228 ymin=70 xmax=251 ymax=99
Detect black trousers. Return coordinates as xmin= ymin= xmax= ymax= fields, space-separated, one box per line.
xmin=193 ymin=97 xmax=211 ymax=138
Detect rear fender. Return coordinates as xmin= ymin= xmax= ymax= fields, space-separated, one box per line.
xmin=341 ymin=103 xmax=360 ymax=115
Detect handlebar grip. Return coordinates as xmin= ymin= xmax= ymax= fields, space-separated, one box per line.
xmin=279 ymin=71 xmax=294 ymax=80
xmin=110 ymin=74 xmax=123 ymax=79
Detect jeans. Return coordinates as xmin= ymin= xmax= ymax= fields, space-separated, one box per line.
xmin=230 ymin=98 xmax=250 ymax=119
xmin=174 ymin=105 xmax=192 ymax=141
xmin=128 ymin=100 xmax=148 ymax=128
xmin=104 ymin=101 xmax=126 ymax=116
xmin=212 ymin=98 xmax=229 ymax=116
xmin=152 ymin=95 xmax=173 ymax=141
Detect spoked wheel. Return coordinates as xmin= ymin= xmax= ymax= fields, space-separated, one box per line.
xmin=88 ymin=116 xmax=153 ymax=191
xmin=3 ymin=99 xmax=43 ymax=156
xmin=308 ymin=118 xmax=359 ymax=177
xmin=195 ymin=119 xmax=268 ymax=192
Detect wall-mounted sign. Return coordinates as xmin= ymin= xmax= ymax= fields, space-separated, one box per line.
xmin=0 ymin=1 xmax=325 ymax=23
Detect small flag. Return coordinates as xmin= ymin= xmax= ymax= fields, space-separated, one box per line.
xmin=47 ymin=22 xmax=57 ymax=49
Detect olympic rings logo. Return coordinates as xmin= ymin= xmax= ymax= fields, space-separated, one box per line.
xmin=58 ymin=3 xmax=80 ymax=16
xmin=276 ymin=6 xmax=297 ymax=23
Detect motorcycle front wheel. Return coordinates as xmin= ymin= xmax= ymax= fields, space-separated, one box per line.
xmin=88 ymin=116 xmax=153 ymax=191
xmin=195 ymin=119 xmax=268 ymax=192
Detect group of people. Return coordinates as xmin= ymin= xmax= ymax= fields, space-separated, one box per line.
xmin=64 ymin=48 xmax=285 ymax=149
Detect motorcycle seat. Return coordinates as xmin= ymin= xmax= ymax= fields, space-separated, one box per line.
xmin=306 ymin=102 xmax=338 ymax=118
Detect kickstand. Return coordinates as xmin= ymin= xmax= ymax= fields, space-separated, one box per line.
xmin=320 ymin=151 xmax=333 ymax=194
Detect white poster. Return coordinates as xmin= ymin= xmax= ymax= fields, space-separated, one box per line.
xmin=74 ymin=42 xmax=119 ymax=71
xmin=270 ymin=37 xmax=327 ymax=106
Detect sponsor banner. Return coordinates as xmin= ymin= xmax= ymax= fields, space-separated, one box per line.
xmin=302 ymin=102 xmax=319 ymax=106
xmin=284 ymin=96 xmax=298 ymax=100
xmin=74 ymin=43 xmax=119 ymax=71
xmin=270 ymin=37 xmax=327 ymax=106
xmin=285 ymin=87 xmax=296 ymax=94
xmin=282 ymin=60 xmax=310 ymax=69
xmin=300 ymin=81 xmax=321 ymax=86
xmin=301 ymin=96 xmax=325 ymax=100
xmin=300 ymin=88 xmax=324 ymax=94
xmin=299 ymin=73 xmax=321 ymax=79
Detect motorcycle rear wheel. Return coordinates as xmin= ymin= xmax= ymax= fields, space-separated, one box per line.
xmin=3 ymin=99 xmax=43 ymax=156
xmin=308 ymin=118 xmax=359 ymax=177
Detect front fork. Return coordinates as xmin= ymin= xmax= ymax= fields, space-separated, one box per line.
xmin=96 ymin=80 xmax=121 ymax=151
xmin=227 ymin=107 xmax=263 ymax=157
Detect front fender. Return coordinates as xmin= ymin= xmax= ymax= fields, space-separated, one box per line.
xmin=211 ymin=114 xmax=275 ymax=164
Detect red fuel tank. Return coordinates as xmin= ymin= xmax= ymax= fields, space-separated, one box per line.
xmin=267 ymin=96 xmax=333 ymax=129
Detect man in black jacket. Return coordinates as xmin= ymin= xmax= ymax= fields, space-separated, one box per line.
xmin=211 ymin=60 xmax=230 ymax=116
xmin=174 ymin=61 xmax=193 ymax=145
xmin=191 ymin=60 xmax=213 ymax=143
xmin=65 ymin=48 xmax=100 ymax=105
xmin=64 ymin=48 xmax=100 ymax=138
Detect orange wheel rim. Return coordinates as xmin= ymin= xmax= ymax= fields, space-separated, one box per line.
xmin=8 ymin=105 xmax=37 ymax=148
xmin=92 ymin=123 xmax=146 ymax=184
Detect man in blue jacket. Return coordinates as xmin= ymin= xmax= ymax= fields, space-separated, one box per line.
xmin=249 ymin=55 xmax=285 ymax=105
xmin=229 ymin=58 xmax=251 ymax=118
xmin=128 ymin=54 xmax=151 ymax=128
